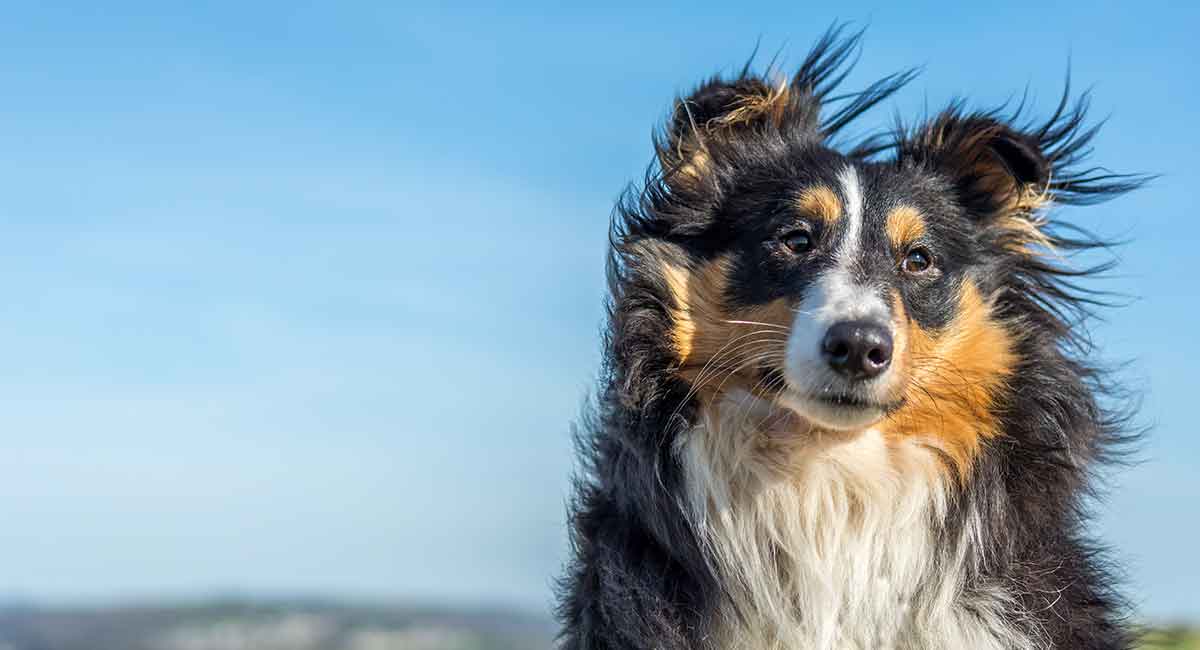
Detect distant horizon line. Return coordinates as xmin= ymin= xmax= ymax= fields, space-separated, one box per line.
xmin=0 ymin=589 xmax=554 ymax=619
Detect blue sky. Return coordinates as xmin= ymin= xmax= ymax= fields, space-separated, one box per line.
xmin=0 ymin=0 xmax=1196 ymax=622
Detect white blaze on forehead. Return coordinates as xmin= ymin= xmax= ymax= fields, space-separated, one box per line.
xmin=835 ymin=165 xmax=865 ymax=264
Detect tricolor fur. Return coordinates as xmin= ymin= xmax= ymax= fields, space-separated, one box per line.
xmin=558 ymin=26 xmax=1145 ymax=650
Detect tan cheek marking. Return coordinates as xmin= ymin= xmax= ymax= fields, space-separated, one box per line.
xmin=795 ymin=185 xmax=842 ymax=226
xmin=663 ymin=257 xmax=736 ymax=369
xmin=885 ymin=205 xmax=926 ymax=249
xmin=662 ymin=263 xmax=698 ymax=361
xmin=662 ymin=257 xmax=792 ymax=396
xmin=879 ymin=280 xmax=1017 ymax=479
xmin=736 ymin=298 xmax=793 ymax=398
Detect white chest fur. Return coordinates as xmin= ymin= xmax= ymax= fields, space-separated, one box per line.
xmin=678 ymin=391 xmax=1029 ymax=650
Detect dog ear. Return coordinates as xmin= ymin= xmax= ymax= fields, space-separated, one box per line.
xmin=655 ymin=25 xmax=915 ymax=187
xmin=899 ymin=112 xmax=1053 ymax=220
xmin=656 ymin=76 xmax=815 ymax=182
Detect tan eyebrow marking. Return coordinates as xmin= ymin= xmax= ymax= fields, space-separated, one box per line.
xmin=885 ymin=205 xmax=927 ymax=248
xmin=795 ymin=185 xmax=842 ymax=225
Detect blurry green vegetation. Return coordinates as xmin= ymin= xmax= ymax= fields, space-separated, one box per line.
xmin=1140 ymin=625 xmax=1200 ymax=650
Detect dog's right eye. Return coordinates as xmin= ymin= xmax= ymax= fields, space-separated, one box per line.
xmin=901 ymin=246 xmax=934 ymax=274
xmin=781 ymin=229 xmax=813 ymax=254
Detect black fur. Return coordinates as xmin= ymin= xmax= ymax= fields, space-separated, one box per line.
xmin=558 ymin=25 xmax=1146 ymax=650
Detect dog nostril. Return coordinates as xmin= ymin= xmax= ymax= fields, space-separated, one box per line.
xmin=830 ymin=342 xmax=850 ymax=362
xmin=866 ymin=347 xmax=887 ymax=366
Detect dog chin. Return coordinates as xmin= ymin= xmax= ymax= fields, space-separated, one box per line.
xmin=776 ymin=390 xmax=886 ymax=432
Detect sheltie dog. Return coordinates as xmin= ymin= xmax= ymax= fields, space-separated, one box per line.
xmin=557 ymin=26 xmax=1146 ymax=650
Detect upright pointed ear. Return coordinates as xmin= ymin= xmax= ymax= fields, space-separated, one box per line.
xmin=898 ymin=112 xmax=1053 ymax=221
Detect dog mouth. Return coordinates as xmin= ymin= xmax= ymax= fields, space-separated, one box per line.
xmin=751 ymin=366 xmax=902 ymax=431
xmin=813 ymin=392 xmax=875 ymax=408
xmin=774 ymin=385 xmax=903 ymax=431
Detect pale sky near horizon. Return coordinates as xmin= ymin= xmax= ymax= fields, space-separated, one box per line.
xmin=0 ymin=1 xmax=1196 ymax=622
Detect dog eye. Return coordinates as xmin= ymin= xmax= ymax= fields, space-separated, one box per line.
xmin=901 ymin=247 xmax=934 ymax=274
xmin=781 ymin=229 xmax=813 ymax=254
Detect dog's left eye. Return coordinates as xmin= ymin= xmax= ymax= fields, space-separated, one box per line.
xmin=901 ymin=247 xmax=934 ymax=274
xmin=780 ymin=229 xmax=813 ymax=254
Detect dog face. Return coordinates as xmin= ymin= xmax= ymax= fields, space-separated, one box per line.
xmin=646 ymin=77 xmax=1063 ymax=474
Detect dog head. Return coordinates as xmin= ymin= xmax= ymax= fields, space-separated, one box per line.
xmin=617 ymin=33 xmax=1139 ymax=476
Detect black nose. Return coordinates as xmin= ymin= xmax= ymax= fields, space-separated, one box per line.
xmin=821 ymin=320 xmax=894 ymax=380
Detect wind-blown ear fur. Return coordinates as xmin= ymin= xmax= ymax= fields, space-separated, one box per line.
xmin=656 ymin=24 xmax=916 ymax=184
xmin=900 ymin=111 xmax=1057 ymax=223
xmin=897 ymin=87 xmax=1148 ymax=224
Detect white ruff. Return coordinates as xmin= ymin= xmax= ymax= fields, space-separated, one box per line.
xmin=678 ymin=390 xmax=1032 ymax=650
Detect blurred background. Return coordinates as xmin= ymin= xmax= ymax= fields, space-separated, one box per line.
xmin=0 ymin=2 xmax=1195 ymax=649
